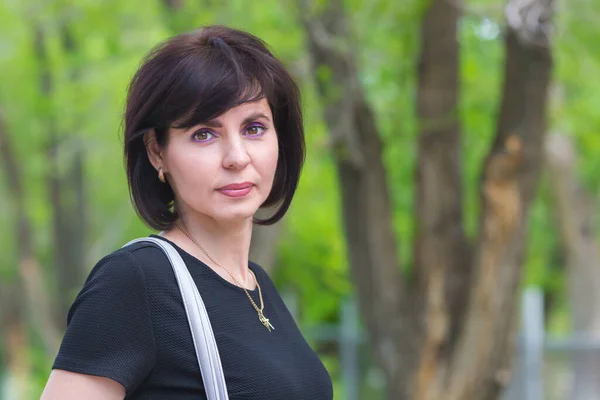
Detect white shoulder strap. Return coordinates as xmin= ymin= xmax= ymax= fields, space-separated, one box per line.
xmin=123 ymin=237 xmax=229 ymax=400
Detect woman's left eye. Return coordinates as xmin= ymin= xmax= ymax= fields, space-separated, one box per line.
xmin=245 ymin=124 xmax=266 ymax=137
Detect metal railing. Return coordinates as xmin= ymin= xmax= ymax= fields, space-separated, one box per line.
xmin=504 ymin=288 xmax=600 ymax=400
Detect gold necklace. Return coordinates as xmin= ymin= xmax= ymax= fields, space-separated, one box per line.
xmin=176 ymin=224 xmax=274 ymax=332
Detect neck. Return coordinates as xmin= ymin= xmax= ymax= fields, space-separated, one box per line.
xmin=164 ymin=212 xmax=254 ymax=285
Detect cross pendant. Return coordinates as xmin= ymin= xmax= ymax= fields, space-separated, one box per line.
xmin=258 ymin=311 xmax=274 ymax=332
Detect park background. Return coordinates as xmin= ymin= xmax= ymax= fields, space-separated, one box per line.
xmin=1 ymin=0 xmax=599 ymax=399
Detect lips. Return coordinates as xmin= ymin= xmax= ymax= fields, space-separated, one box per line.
xmin=218 ymin=182 xmax=253 ymax=190
xmin=217 ymin=182 xmax=254 ymax=198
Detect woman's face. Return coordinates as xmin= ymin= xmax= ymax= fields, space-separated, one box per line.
xmin=155 ymin=98 xmax=279 ymax=224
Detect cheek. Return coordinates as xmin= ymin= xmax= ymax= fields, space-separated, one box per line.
xmin=165 ymin=145 xmax=217 ymax=194
xmin=259 ymin=138 xmax=279 ymax=179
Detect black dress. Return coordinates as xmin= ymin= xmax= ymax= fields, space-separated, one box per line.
xmin=52 ymin=235 xmax=334 ymax=399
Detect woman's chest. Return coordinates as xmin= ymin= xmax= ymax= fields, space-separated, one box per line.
xmin=215 ymin=328 xmax=333 ymax=399
xmin=139 ymin=283 xmax=333 ymax=399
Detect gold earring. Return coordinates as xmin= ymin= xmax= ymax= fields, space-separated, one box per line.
xmin=158 ymin=167 xmax=166 ymax=183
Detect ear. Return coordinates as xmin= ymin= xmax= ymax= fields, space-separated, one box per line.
xmin=144 ymin=129 xmax=166 ymax=172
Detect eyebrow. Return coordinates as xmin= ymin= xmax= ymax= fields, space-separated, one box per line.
xmin=202 ymin=112 xmax=271 ymax=128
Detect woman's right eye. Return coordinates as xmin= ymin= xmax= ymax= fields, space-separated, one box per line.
xmin=192 ymin=130 xmax=216 ymax=142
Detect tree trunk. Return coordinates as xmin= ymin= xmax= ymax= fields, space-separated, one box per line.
xmin=250 ymin=208 xmax=284 ymax=275
xmin=436 ymin=0 xmax=554 ymax=397
xmin=71 ymin=143 xmax=87 ymax=295
xmin=300 ymin=0 xmax=554 ymax=398
xmin=0 ymin=283 xmax=31 ymax=400
xmin=298 ymin=1 xmax=414 ymax=397
xmin=48 ymin=135 xmax=70 ymax=321
xmin=48 ymin=139 xmax=87 ymax=321
xmin=546 ymin=134 xmax=600 ymax=400
xmin=37 ymin=23 xmax=86 ymax=324
xmin=0 ymin=111 xmax=61 ymax=360
xmin=413 ymin=0 xmax=470 ymax=397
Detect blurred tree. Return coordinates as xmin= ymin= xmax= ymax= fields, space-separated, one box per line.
xmin=250 ymin=207 xmax=286 ymax=275
xmin=36 ymin=17 xmax=88 ymax=328
xmin=0 ymin=111 xmax=31 ymax=400
xmin=299 ymin=0 xmax=554 ymax=398
xmin=546 ymin=133 xmax=600 ymax=399
xmin=0 ymin=111 xmax=60 ymax=399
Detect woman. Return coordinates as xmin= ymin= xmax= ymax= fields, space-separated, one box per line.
xmin=42 ymin=25 xmax=333 ymax=399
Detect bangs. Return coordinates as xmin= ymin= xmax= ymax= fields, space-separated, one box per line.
xmin=168 ymin=38 xmax=277 ymax=130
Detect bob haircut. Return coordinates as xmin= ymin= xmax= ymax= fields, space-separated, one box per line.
xmin=124 ymin=25 xmax=305 ymax=230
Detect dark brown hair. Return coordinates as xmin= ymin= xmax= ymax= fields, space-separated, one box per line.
xmin=123 ymin=25 xmax=305 ymax=230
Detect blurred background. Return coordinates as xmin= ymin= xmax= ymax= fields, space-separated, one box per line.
xmin=0 ymin=0 xmax=599 ymax=399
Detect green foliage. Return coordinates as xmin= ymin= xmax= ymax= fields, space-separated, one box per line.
xmin=275 ymin=107 xmax=351 ymax=323
xmin=1 ymin=0 xmax=600 ymax=397
xmin=351 ymin=0 xmax=423 ymax=269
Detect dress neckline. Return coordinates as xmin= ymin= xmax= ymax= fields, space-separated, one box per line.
xmin=148 ymin=234 xmax=259 ymax=293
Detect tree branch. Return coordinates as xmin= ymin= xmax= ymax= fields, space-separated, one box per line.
xmin=412 ymin=0 xmax=471 ymax=395
xmin=447 ymin=0 xmax=554 ymax=397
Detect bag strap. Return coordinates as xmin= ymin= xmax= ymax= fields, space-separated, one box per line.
xmin=123 ymin=237 xmax=229 ymax=400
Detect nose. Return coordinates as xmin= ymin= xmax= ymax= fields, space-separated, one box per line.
xmin=222 ymin=136 xmax=251 ymax=170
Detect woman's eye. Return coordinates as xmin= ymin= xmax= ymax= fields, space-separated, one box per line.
xmin=192 ymin=130 xmax=215 ymax=142
xmin=245 ymin=124 xmax=266 ymax=136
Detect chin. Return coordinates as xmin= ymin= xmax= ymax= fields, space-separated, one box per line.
xmin=211 ymin=204 xmax=260 ymax=223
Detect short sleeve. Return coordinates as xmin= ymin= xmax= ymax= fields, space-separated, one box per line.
xmin=52 ymin=249 xmax=156 ymax=395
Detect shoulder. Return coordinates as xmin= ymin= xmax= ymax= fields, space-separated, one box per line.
xmin=78 ymin=239 xmax=173 ymax=304
xmin=55 ymin=240 xmax=159 ymax=395
xmin=84 ymin=247 xmax=141 ymax=287
xmin=88 ymin=239 xmax=170 ymax=279
xmin=64 ymin=239 xmax=175 ymax=330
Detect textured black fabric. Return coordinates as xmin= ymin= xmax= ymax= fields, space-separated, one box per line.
xmin=53 ymin=235 xmax=333 ymax=399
